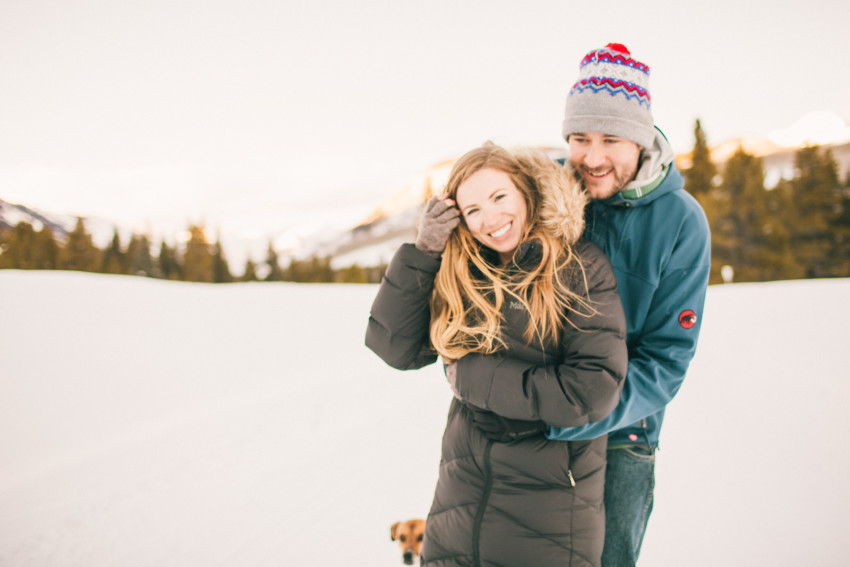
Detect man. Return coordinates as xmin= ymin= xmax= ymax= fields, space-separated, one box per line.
xmin=547 ymin=43 xmax=711 ymax=566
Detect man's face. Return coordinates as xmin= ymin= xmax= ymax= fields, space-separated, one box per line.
xmin=568 ymin=132 xmax=642 ymax=200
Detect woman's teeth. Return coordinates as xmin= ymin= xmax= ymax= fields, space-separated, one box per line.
xmin=489 ymin=222 xmax=511 ymax=238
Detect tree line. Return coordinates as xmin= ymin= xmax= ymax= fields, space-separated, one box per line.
xmin=2 ymin=120 xmax=849 ymax=285
xmin=0 ymin=220 xmax=386 ymax=283
xmin=684 ymin=119 xmax=850 ymax=284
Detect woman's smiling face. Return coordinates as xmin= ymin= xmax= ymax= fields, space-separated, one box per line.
xmin=456 ymin=167 xmax=528 ymax=264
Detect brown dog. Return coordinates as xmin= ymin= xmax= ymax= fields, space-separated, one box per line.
xmin=390 ymin=519 xmax=426 ymax=565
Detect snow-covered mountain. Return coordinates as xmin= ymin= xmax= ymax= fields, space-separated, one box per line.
xmin=676 ymin=111 xmax=850 ymax=188
xmin=4 ymin=112 xmax=849 ymax=270
xmin=675 ymin=136 xmax=850 ymax=189
xmin=0 ymin=198 xmax=125 ymax=248
xmin=0 ymin=198 xmax=74 ymax=240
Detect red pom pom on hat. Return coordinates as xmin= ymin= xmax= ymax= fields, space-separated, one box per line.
xmin=605 ymin=43 xmax=630 ymax=55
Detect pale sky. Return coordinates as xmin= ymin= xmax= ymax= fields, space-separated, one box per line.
xmin=1 ymin=0 xmax=849 ymax=261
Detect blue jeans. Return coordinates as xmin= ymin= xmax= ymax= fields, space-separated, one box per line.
xmin=601 ymin=446 xmax=656 ymax=567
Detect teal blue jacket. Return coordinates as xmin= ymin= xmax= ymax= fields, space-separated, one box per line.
xmin=548 ymin=146 xmax=711 ymax=448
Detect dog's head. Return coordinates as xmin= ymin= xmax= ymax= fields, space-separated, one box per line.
xmin=390 ymin=519 xmax=426 ymax=565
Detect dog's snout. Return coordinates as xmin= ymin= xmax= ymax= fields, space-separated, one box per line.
xmin=392 ymin=518 xmax=425 ymax=565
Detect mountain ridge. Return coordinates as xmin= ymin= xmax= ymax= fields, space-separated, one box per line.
xmin=3 ymin=123 xmax=849 ymax=271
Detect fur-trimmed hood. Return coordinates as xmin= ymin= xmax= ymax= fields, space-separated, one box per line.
xmin=512 ymin=148 xmax=587 ymax=245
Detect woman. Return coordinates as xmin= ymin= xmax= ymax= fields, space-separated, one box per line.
xmin=366 ymin=143 xmax=627 ymax=567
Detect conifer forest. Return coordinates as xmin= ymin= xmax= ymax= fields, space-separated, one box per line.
xmin=2 ymin=120 xmax=849 ymax=285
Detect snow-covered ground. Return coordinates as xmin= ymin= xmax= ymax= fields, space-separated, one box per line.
xmin=1 ymin=271 xmax=848 ymax=566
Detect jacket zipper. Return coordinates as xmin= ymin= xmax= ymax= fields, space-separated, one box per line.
xmin=472 ymin=441 xmax=494 ymax=567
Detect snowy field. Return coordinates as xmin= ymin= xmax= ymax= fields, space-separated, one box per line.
xmin=1 ymin=271 xmax=848 ymax=566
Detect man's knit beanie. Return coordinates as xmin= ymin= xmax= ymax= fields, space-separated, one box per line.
xmin=562 ymin=43 xmax=655 ymax=148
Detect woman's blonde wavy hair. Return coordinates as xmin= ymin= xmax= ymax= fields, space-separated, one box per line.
xmin=429 ymin=142 xmax=590 ymax=362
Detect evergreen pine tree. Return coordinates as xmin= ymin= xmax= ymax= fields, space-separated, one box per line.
xmin=241 ymin=259 xmax=258 ymax=282
xmin=684 ymin=119 xmax=717 ymax=200
xmin=0 ymin=222 xmax=30 ymax=268
xmin=264 ymin=241 xmax=284 ymax=282
xmin=759 ymin=179 xmax=804 ymax=281
xmin=309 ymin=255 xmax=334 ymax=282
xmin=284 ymin=257 xmax=305 ymax=282
xmin=211 ymin=237 xmax=233 ymax=283
xmin=833 ymin=170 xmax=850 ymax=276
xmin=0 ymin=222 xmax=60 ymax=270
xmin=788 ymin=145 xmax=842 ymax=278
xmin=34 ymin=225 xmax=60 ymax=270
xmin=0 ymin=226 xmax=10 ymax=267
xmin=157 ymin=241 xmax=182 ymax=280
xmin=0 ymin=222 xmax=37 ymax=269
xmin=59 ymin=217 xmax=100 ymax=272
xmin=182 ymin=225 xmax=214 ymax=282
xmin=101 ymin=229 xmax=127 ymax=274
xmin=709 ymin=147 xmax=795 ymax=283
xmin=126 ymin=233 xmax=154 ymax=277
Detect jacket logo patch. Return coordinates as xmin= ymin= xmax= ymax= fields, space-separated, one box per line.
xmin=678 ymin=310 xmax=697 ymax=329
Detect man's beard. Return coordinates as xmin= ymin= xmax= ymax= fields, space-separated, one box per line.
xmin=574 ymin=163 xmax=637 ymax=200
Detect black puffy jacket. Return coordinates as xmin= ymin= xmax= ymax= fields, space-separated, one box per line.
xmin=366 ymin=239 xmax=626 ymax=567
xmin=365 ymin=151 xmax=627 ymax=567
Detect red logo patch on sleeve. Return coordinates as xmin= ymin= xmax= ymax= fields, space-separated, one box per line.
xmin=678 ymin=310 xmax=697 ymax=329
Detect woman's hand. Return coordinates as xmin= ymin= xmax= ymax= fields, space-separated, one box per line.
xmin=415 ymin=194 xmax=460 ymax=258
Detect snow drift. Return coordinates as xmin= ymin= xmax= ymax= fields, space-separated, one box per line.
xmin=1 ymin=271 xmax=848 ymax=566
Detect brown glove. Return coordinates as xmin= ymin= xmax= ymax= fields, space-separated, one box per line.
xmin=415 ymin=195 xmax=460 ymax=258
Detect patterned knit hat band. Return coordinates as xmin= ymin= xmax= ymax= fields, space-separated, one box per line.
xmin=562 ymin=43 xmax=655 ymax=148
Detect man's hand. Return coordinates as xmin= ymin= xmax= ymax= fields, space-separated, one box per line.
xmin=415 ymin=194 xmax=460 ymax=258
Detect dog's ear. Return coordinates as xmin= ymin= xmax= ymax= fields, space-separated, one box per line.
xmin=390 ymin=521 xmax=400 ymax=541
